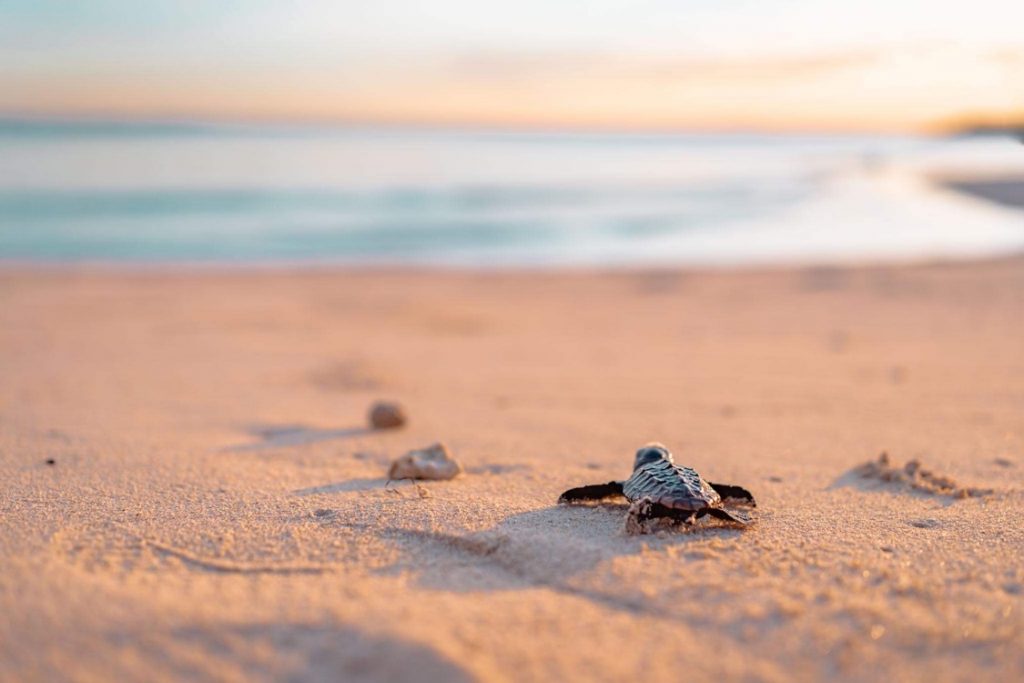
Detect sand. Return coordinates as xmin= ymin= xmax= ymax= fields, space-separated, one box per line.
xmin=1 ymin=259 xmax=1022 ymax=682
xmin=941 ymin=175 xmax=1024 ymax=209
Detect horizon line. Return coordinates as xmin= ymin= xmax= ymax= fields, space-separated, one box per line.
xmin=0 ymin=109 xmax=991 ymax=138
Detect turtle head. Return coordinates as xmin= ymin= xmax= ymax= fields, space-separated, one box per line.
xmin=633 ymin=443 xmax=673 ymax=471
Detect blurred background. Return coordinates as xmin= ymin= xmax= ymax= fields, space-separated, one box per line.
xmin=1 ymin=0 xmax=1022 ymax=266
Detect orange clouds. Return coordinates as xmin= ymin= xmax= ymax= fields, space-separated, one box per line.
xmin=2 ymin=43 xmax=1020 ymax=133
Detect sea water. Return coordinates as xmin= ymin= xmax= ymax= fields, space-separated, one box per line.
xmin=1 ymin=120 xmax=1021 ymax=266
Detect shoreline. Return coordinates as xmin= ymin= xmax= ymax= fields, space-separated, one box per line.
xmin=4 ymin=168 xmax=1024 ymax=274
xmin=2 ymin=245 xmax=1024 ymax=275
xmin=938 ymin=174 xmax=1024 ymax=209
xmin=5 ymin=137 xmax=1024 ymax=272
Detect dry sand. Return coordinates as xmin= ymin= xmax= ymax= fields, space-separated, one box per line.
xmin=1 ymin=259 xmax=1022 ymax=682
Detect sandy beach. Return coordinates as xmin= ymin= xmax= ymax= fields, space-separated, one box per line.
xmin=940 ymin=175 xmax=1024 ymax=209
xmin=2 ymin=258 xmax=1022 ymax=682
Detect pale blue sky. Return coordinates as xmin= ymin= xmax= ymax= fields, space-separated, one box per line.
xmin=1 ymin=0 xmax=1021 ymax=130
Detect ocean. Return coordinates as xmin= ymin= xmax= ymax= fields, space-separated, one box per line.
xmin=1 ymin=120 xmax=1022 ymax=267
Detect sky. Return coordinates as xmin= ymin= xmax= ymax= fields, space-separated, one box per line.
xmin=0 ymin=0 xmax=1021 ymax=132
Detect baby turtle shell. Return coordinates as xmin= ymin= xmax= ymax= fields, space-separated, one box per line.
xmin=623 ymin=446 xmax=722 ymax=511
xmin=559 ymin=443 xmax=755 ymax=531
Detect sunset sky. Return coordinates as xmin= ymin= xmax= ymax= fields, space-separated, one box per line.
xmin=1 ymin=0 xmax=1021 ymax=132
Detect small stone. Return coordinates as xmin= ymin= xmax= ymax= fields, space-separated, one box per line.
xmin=909 ymin=518 xmax=940 ymax=529
xmin=368 ymin=401 xmax=407 ymax=429
xmin=44 ymin=458 xmax=56 ymax=466
xmin=388 ymin=443 xmax=462 ymax=481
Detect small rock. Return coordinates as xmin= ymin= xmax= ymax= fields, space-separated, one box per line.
xmin=388 ymin=443 xmax=462 ymax=481
xmin=909 ymin=518 xmax=941 ymax=529
xmin=45 ymin=458 xmax=56 ymax=466
xmin=368 ymin=401 xmax=407 ymax=429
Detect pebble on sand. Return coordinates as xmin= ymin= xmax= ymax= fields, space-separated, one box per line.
xmin=368 ymin=401 xmax=407 ymax=429
xmin=388 ymin=443 xmax=463 ymax=481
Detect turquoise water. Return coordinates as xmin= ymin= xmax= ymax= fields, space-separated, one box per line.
xmin=1 ymin=120 xmax=1022 ymax=266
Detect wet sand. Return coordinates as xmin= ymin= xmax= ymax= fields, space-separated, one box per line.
xmin=941 ymin=174 xmax=1024 ymax=209
xmin=1 ymin=259 xmax=1022 ymax=682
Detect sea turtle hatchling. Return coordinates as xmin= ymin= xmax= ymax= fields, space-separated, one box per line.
xmin=558 ymin=443 xmax=756 ymax=529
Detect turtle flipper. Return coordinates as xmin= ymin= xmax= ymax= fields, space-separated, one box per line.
xmin=708 ymin=482 xmax=756 ymax=507
xmin=696 ymin=507 xmax=750 ymax=526
xmin=558 ymin=481 xmax=625 ymax=504
xmin=635 ymin=500 xmax=696 ymax=524
xmin=624 ymin=499 xmax=696 ymax=534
